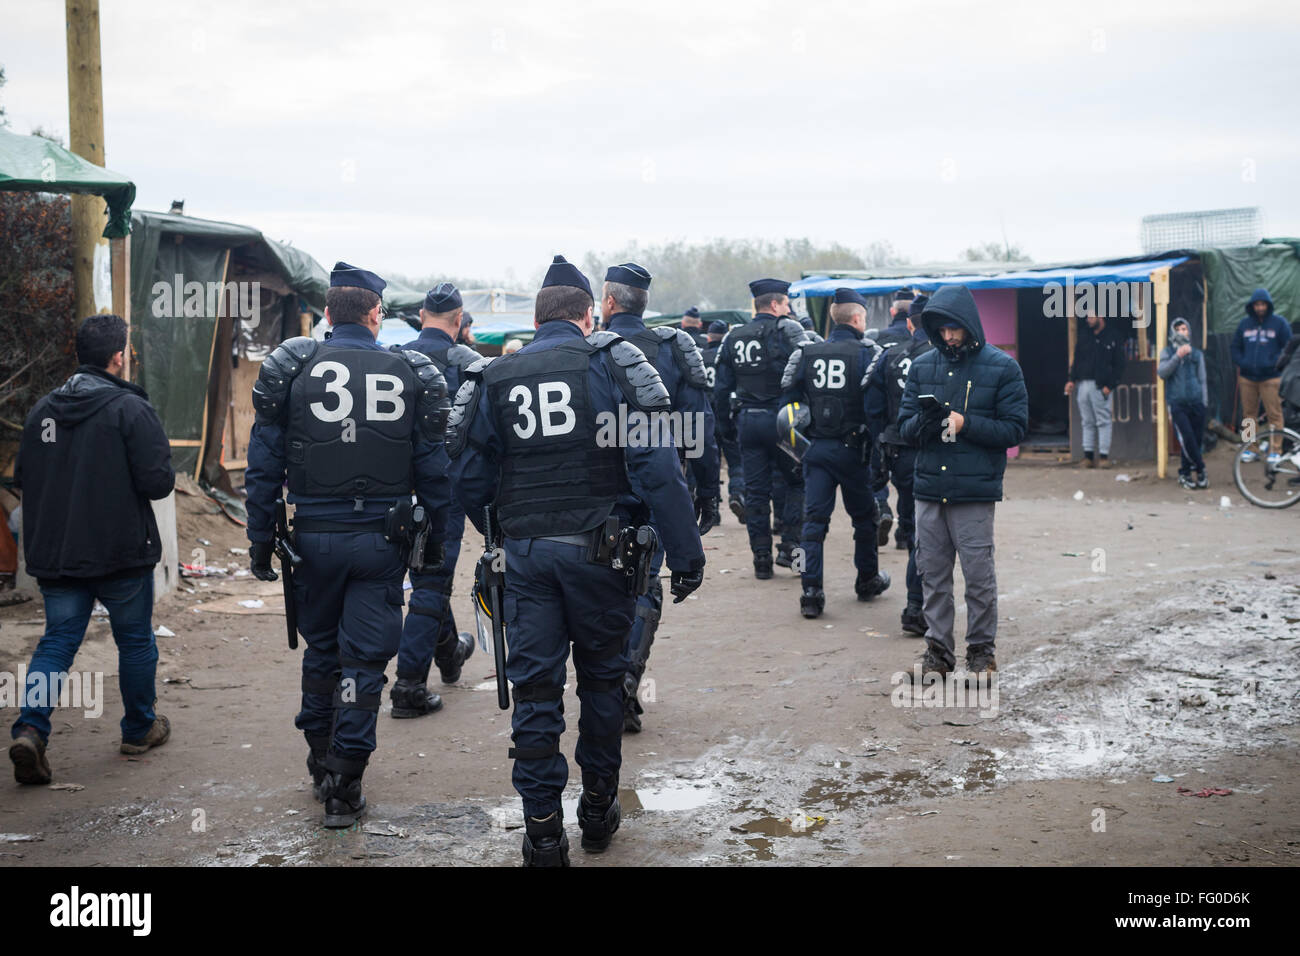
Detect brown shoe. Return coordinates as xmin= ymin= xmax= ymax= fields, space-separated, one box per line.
xmin=1098 ymin=455 xmax=1111 ymax=469
xmin=120 ymin=715 xmax=171 ymax=755
xmin=1079 ymin=456 xmax=1096 ymax=469
xmin=9 ymin=727 xmax=52 ymax=785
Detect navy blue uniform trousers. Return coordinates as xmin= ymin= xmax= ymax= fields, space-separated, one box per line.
xmin=397 ymin=503 xmax=466 ymax=680
xmin=504 ymin=537 xmax=635 ymax=819
xmin=293 ymin=530 xmax=405 ymax=766
xmin=799 ymin=439 xmax=878 ymax=588
xmin=739 ymin=406 xmax=803 ymax=554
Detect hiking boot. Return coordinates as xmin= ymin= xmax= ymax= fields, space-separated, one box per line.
xmin=576 ymin=791 xmax=621 ymax=853
xmin=800 ymin=587 xmax=825 ymax=619
xmin=900 ymin=603 xmax=926 ymax=637
xmin=753 ymin=551 xmax=773 ymax=580
xmin=728 ymin=495 xmax=746 ymax=525
xmin=9 ymin=726 xmax=51 ymax=785
xmin=120 ymin=715 xmax=171 ymax=755
xmin=522 ymin=812 xmax=570 ymax=867
xmin=855 ymin=570 xmax=891 ymax=601
xmin=435 ymin=631 xmax=475 ymax=684
xmin=390 ymin=678 xmax=443 ymax=719
xmin=322 ymin=772 xmax=367 ymax=828
xmin=1079 ymin=454 xmax=1096 ymax=469
xmin=876 ymin=505 xmax=893 ymax=547
xmin=904 ymin=649 xmax=952 ymax=682
xmin=1098 ymin=455 xmax=1111 ymax=469
xmin=965 ymin=644 xmax=998 ymax=685
xmin=775 ymin=542 xmax=795 ymax=568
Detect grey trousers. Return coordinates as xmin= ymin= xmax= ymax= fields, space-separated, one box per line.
xmin=1075 ymin=379 xmax=1113 ymax=455
xmin=914 ymin=499 xmax=998 ymax=668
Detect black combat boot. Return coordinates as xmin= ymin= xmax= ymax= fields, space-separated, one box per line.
xmin=775 ymin=541 xmax=795 ymax=568
xmin=855 ymin=570 xmax=891 ymax=601
xmin=434 ymin=631 xmax=475 ymax=684
xmin=322 ymin=771 xmax=367 ymax=828
xmin=728 ymin=494 xmax=746 ymax=524
xmin=390 ymin=677 xmax=443 ymax=719
xmin=900 ymin=603 xmax=926 ymax=637
xmin=305 ymin=734 xmax=330 ymax=802
xmin=577 ymin=787 xmax=621 ymax=854
xmin=522 ymin=811 xmax=570 ymax=867
xmin=753 ymin=550 xmax=774 ymax=580
xmin=800 ymin=586 xmax=825 ymax=619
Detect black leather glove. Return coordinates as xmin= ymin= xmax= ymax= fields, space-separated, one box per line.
xmin=670 ymin=568 xmax=704 ymax=603
xmin=695 ymin=497 xmax=721 ymax=535
xmin=250 ymin=541 xmax=277 ymax=582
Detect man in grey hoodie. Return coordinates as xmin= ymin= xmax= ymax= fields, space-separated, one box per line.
xmin=1158 ymin=317 xmax=1208 ymax=490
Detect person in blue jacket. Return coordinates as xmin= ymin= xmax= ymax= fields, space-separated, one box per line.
xmin=897 ymin=285 xmax=1027 ymax=682
xmin=1230 ymin=288 xmax=1291 ymax=463
xmin=245 ymin=262 xmax=451 ymax=828
xmin=447 ymin=255 xmax=704 ymax=866
xmin=1158 ymin=317 xmax=1209 ymax=490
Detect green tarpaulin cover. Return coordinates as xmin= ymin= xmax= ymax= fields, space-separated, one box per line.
xmin=1201 ymin=239 xmax=1300 ymax=333
xmin=0 ymin=127 xmax=135 ymax=238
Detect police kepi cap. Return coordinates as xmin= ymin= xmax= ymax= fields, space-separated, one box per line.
xmin=908 ymin=295 xmax=929 ymax=317
xmin=542 ymin=255 xmax=593 ymax=297
xmin=749 ymin=278 xmax=791 ymax=297
xmin=833 ymin=287 xmax=868 ymax=308
xmin=604 ymin=262 xmax=652 ymax=290
xmin=707 ymin=320 xmax=729 ymax=335
xmin=331 ymin=261 xmax=386 ymax=297
xmin=424 ymin=282 xmax=462 ymax=313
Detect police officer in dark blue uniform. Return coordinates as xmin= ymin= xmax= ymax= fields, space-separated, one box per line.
xmin=702 ymin=319 xmax=745 ymax=522
xmin=600 ymin=263 xmax=719 ymax=734
xmin=391 ymin=282 xmax=481 ymax=717
xmin=713 ymin=279 xmax=806 ymax=578
xmin=781 ymin=288 xmax=890 ymax=617
xmin=677 ymin=306 xmax=709 ymax=350
xmin=870 ymin=287 xmax=915 ymax=543
xmin=448 ymin=255 xmax=705 ymax=866
xmin=867 ymin=294 xmax=933 ymax=635
xmin=246 ymin=262 xmax=450 ymax=828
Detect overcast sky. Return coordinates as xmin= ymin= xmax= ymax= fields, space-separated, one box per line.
xmin=5 ymin=0 xmax=1298 ymax=288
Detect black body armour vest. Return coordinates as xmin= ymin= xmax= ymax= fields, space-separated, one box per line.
xmin=484 ymin=340 xmax=628 ymax=539
xmin=729 ymin=319 xmax=785 ymax=406
xmin=701 ymin=342 xmax=719 ymax=390
xmin=286 ymin=347 xmax=417 ymax=498
xmin=881 ymin=337 xmax=935 ymax=445
xmin=803 ymin=339 xmax=867 ymax=439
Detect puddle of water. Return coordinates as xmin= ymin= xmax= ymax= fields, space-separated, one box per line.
xmin=620 ymin=784 xmax=719 ymax=814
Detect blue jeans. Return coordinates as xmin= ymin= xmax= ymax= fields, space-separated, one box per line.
xmin=12 ymin=572 xmax=157 ymax=744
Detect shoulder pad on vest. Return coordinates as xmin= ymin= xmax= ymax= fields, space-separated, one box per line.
xmin=863 ymin=345 xmax=888 ymax=388
xmin=444 ymin=377 xmax=483 ymax=459
xmin=253 ymin=336 xmax=318 ymax=424
xmin=396 ymin=349 xmax=449 ymax=441
xmin=659 ymin=327 xmax=708 ymax=389
xmin=445 ymin=343 xmax=484 ymax=369
xmin=601 ymin=338 xmax=670 ymax=411
xmin=463 ymin=355 xmax=491 ymax=378
xmin=585 ymin=330 xmax=620 ymax=350
xmin=777 ymin=317 xmax=806 ymax=350
xmin=781 ymin=346 xmax=805 ymax=392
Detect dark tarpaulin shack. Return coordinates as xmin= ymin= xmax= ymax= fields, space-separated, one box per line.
xmin=128 ymin=210 xmax=328 ymax=485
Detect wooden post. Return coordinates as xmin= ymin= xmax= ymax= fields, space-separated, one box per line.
xmin=195 ymin=250 xmax=231 ymax=481
xmin=1152 ymin=267 xmax=1171 ymax=479
xmin=66 ymin=0 xmax=109 ymax=321
xmin=110 ymin=236 xmax=130 ymax=377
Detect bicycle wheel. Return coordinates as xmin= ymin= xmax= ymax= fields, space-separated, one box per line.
xmin=1233 ymin=426 xmax=1300 ymax=508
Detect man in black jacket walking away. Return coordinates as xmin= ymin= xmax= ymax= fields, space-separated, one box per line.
xmin=1064 ymin=307 xmax=1126 ymax=468
xmin=9 ymin=315 xmax=176 ymax=784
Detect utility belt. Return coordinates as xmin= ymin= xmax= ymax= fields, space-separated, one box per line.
xmin=809 ymin=424 xmax=871 ymax=461
xmin=291 ymin=499 xmax=433 ymax=572
xmin=535 ymin=515 xmax=660 ymax=597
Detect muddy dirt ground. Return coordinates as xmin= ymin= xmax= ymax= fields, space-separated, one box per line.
xmin=2 ymin=447 xmax=1298 ymax=867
